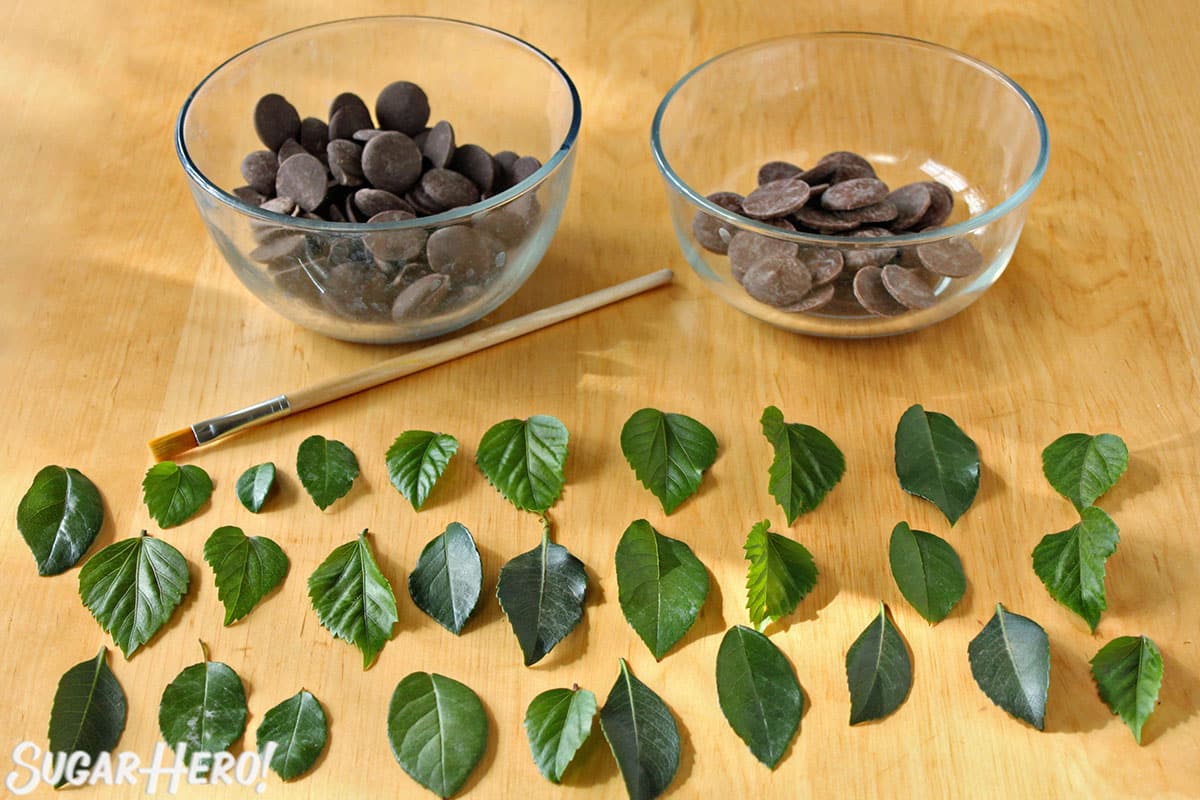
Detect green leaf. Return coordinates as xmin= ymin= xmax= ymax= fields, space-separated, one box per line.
xmin=48 ymin=647 xmax=126 ymax=787
xmin=387 ymin=672 xmax=488 ymax=798
xmin=296 ymin=434 xmax=359 ymax=511
xmin=17 ymin=465 xmax=104 ymax=576
xmin=1042 ymin=432 xmax=1129 ymax=511
xmin=203 ymin=526 xmax=289 ymax=625
xmin=893 ymin=404 xmax=980 ymax=525
xmin=599 ymin=658 xmax=680 ymax=800
xmin=1090 ymin=635 xmax=1164 ymax=744
xmin=744 ymin=520 xmax=818 ymax=631
xmin=968 ymin=603 xmax=1050 ymax=730
xmin=496 ymin=530 xmax=587 ymax=666
xmin=888 ymin=522 xmax=966 ymax=624
xmin=408 ymin=522 xmax=482 ymax=635
xmin=387 ymin=431 xmax=459 ymax=511
xmin=307 ymin=531 xmax=398 ymax=669
xmin=476 ymin=415 xmax=568 ymax=514
xmin=158 ymin=655 xmax=247 ymax=759
xmin=760 ymin=406 xmax=845 ymax=524
xmin=257 ymin=689 xmax=328 ymax=780
xmin=236 ymin=462 xmax=277 ymax=513
xmin=715 ymin=625 xmax=802 ymax=769
xmin=845 ymin=603 xmax=913 ymax=725
xmin=524 ymin=686 xmax=597 ymax=783
xmin=142 ymin=461 xmax=213 ymax=528
xmin=1032 ymin=506 xmax=1120 ymax=631
xmin=78 ymin=532 xmax=190 ymax=658
xmin=615 ymin=519 xmax=709 ymax=660
xmin=620 ymin=408 xmax=718 ymax=514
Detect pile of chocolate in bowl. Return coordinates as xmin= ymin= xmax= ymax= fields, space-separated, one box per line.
xmin=692 ymin=151 xmax=984 ymax=317
xmin=234 ymin=80 xmax=544 ymax=324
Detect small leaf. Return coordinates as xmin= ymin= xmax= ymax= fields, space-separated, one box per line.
xmin=236 ymin=462 xmax=277 ymax=513
xmin=307 ymin=531 xmax=398 ymax=669
xmin=78 ymin=532 xmax=190 ymax=657
xmin=744 ymin=520 xmax=818 ymax=631
xmin=1042 ymin=432 xmax=1129 ymax=511
xmin=1032 ymin=506 xmax=1120 ymax=631
xmin=715 ymin=625 xmax=802 ymax=769
xmin=408 ymin=522 xmax=482 ymax=635
xmin=257 ymin=689 xmax=328 ymax=780
xmin=845 ymin=603 xmax=913 ymax=725
xmin=620 ymin=408 xmax=718 ymax=514
xmin=615 ymin=519 xmax=710 ymax=660
xmin=888 ymin=522 xmax=966 ymax=623
xmin=760 ymin=406 xmax=845 ymax=524
xmin=48 ymin=647 xmax=126 ymax=786
xmin=387 ymin=431 xmax=459 ymax=511
xmin=968 ymin=603 xmax=1050 ymax=730
xmin=387 ymin=672 xmax=488 ymax=798
xmin=142 ymin=461 xmax=213 ymax=528
xmin=600 ymin=659 xmax=680 ymax=800
xmin=894 ymin=404 xmax=980 ymax=525
xmin=17 ymin=465 xmax=104 ymax=576
xmin=158 ymin=656 xmax=248 ymax=760
xmin=524 ymin=686 xmax=597 ymax=783
xmin=496 ymin=529 xmax=587 ymax=666
xmin=1090 ymin=635 xmax=1164 ymax=744
xmin=203 ymin=526 xmax=289 ymax=625
xmin=476 ymin=415 xmax=569 ymax=514
xmin=296 ymin=434 xmax=359 ymax=511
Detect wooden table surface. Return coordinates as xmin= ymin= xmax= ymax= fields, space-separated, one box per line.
xmin=2 ymin=1 xmax=1198 ymax=797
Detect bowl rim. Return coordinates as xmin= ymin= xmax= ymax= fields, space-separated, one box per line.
xmin=649 ymin=31 xmax=1050 ymax=246
xmin=175 ymin=15 xmax=582 ymax=232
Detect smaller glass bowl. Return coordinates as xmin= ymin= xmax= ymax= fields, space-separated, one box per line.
xmin=651 ymin=32 xmax=1049 ymax=337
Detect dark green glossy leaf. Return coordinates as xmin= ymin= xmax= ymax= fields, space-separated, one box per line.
xmin=78 ymin=532 xmax=190 ymax=658
xmin=142 ymin=461 xmax=212 ymax=528
xmin=715 ymin=625 xmax=802 ymax=768
xmin=968 ymin=603 xmax=1050 ymax=730
xmin=1090 ymin=635 xmax=1163 ymax=744
xmin=888 ymin=522 xmax=966 ymax=624
xmin=524 ymin=686 xmax=597 ymax=783
xmin=600 ymin=659 xmax=680 ymax=800
xmin=760 ymin=406 xmax=844 ymax=524
xmin=296 ymin=435 xmax=359 ymax=511
xmin=615 ymin=519 xmax=709 ymax=660
xmin=158 ymin=657 xmax=247 ymax=758
xmin=845 ymin=603 xmax=912 ymax=725
xmin=235 ymin=462 xmax=276 ymax=513
xmin=307 ymin=531 xmax=397 ymax=669
xmin=387 ymin=430 xmax=459 ymax=511
xmin=203 ymin=526 xmax=288 ymax=625
xmin=476 ymin=415 xmax=568 ymax=514
xmin=894 ymin=404 xmax=980 ymax=525
xmin=744 ymin=520 xmax=818 ymax=631
xmin=257 ymin=689 xmax=328 ymax=780
xmin=1042 ymin=432 xmax=1129 ymax=511
xmin=497 ymin=530 xmax=586 ymax=666
xmin=1032 ymin=506 xmax=1120 ymax=631
xmin=387 ymin=672 xmax=488 ymax=798
xmin=48 ymin=647 xmax=126 ymax=787
xmin=17 ymin=465 xmax=104 ymax=576
xmin=620 ymin=408 xmax=718 ymax=514
xmin=408 ymin=522 xmax=482 ymax=635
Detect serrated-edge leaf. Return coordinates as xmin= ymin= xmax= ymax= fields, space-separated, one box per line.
xmin=744 ymin=520 xmax=819 ymax=631
xmin=307 ymin=531 xmax=397 ymax=669
xmin=893 ymin=405 xmax=980 ymax=526
xmin=620 ymin=408 xmax=718 ymax=514
xmin=1032 ymin=506 xmax=1120 ymax=631
xmin=48 ymin=647 xmax=127 ymax=777
xmin=715 ymin=625 xmax=802 ymax=769
xmin=1090 ymin=635 xmax=1164 ymax=744
xmin=888 ymin=522 xmax=967 ymax=624
xmin=296 ymin=435 xmax=360 ymax=511
xmin=599 ymin=659 xmax=680 ymax=800
xmin=845 ymin=603 xmax=913 ymax=725
xmin=407 ymin=522 xmax=482 ymax=635
xmin=387 ymin=672 xmax=488 ymax=798
xmin=760 ymin=406 xmax=845 ymax=524
xmin=496 ymin=530 xmax=587 ymax=666
xmin=17 ymin=465 xmax=104 ymax=576
xmin=476 ymin=416 xmax=569 ymax=513
xmin=256 ymin=689 xmax=328 ymax=780
xmin=1042 ymin=432 xmax=1129 ymax=511
xmin=203 ymin=526 xmax=289 ymax=625
xmin=968 ymin=603 xmax=1050 ymax=730
xmin=157 ymin=660 xmax=248 ymax=757
xmin=524 ymin=686 xmax=598 ymax=783
xmin=615 ymin=519 xmax=710 ymax=660
xmin=142 ymin=461 xmax=213 ymax=528
xmin=386 ymin=431 xmax=459 ymax=511
xmin=235 ymin=463 xmax=276 ymax=513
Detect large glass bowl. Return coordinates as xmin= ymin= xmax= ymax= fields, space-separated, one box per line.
xmin=177 ymin=16 xmax=581 ymax=343
xmin=652 ymin=32 xmax=1048 ymax=337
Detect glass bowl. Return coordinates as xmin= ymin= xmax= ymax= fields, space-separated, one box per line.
xmin=177 ymin=16 xmax=581 ymax=343
xmin=651 ymin=32 xmax=1048 ymax=337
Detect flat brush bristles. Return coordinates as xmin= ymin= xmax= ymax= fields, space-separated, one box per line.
xmin=147 ymin=428 xmax=199 ymax=462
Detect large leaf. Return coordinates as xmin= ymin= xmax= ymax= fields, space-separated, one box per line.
xmin=744 ymin=520 xmax=818 ymax=631
xmin=158 ymin=656 xmax=247 ymax=759
xmin=968 ymin=603 xmax=1050 ymax=730
xmin=760 ymin=406 xmax=844 ymax=524
xmin=1090 ymin=635 xmax=1164 ymax=744
xmin=296 ymin=434 xmax=360 ymax=510
xmin=142 ymin=461 xmax=212 ymax=528
xmin=78 ymin=532 xmax=190 ymax=658
xmin=620 ymin=408 xmax=718 ymax=514
xmin=1032 ymin=506 xmax=1120 ymax=631
xmin=1042 ymin=432 xmax=1129 ymax=511
xmin=203 ymin=525 xmax=289 ymax=625
xmin=524 ymin=686 xmax=597 ymax=783
xmin=888 ymin=522 xmax=966 ymax=624
xmin=845 ymin=603 xmax=913 ymax=725
xmin=893 ymin=404 xmax=980 ymax=525
xmin=257 ymin=689 xmax=328 ymax=780
xmin=386 ymin=430 xmax=459 ymax=510
xmin=236 ymin=462 xmax=277 ymax=513
xmin=17 ymin=465 xmax=104 ymax=576
xmin=476 ymin=415 xmax=569 ymax=514
xmin=387 ymin=671 xmax=488 ymax=798
xmin=48 ymin=647 xmax=126 ymax=786
xmin=408 ymin=522 xmax=482 ymax=635
xmin=599 ymin=659 xmax=680 ymax=800
xmin=307 ymin=531 xmax=398 ymax=669
xmin=715 ymin=625 xmax=802 ymax=769
xmin=496 ymin=530 xmax=587 ymax=666
xmin=615 ymin=519 xmax=709 ymax=660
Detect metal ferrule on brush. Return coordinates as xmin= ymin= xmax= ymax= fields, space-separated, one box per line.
xmin=191 ymin=395 xmax=291 ymax=445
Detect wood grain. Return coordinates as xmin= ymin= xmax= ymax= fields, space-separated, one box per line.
xmin=1 ymin=1 xmax=1197 ymax=797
